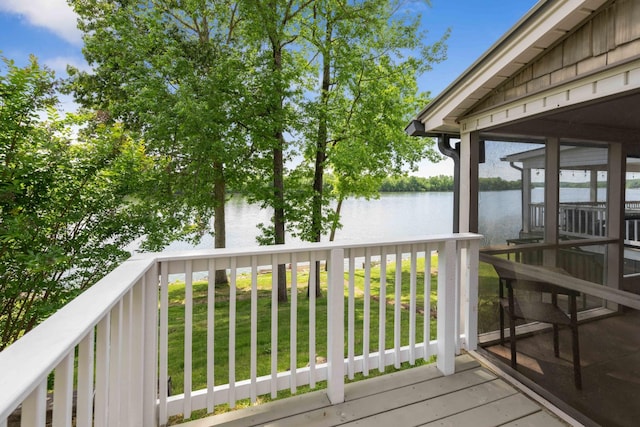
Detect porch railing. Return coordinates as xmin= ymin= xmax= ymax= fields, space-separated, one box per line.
xmin=0 ymin=233 xmax=482 ymax=427
xmin=529 ymin=202 xmax=640 ymax=246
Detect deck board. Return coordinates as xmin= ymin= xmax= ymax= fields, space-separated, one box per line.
xmin=419 ymin=393 xmax=540 ymax=427
xmin=500 ymin=411 xmax=569 ymax=427
xmin=339 ymin=380 xmax=517 ymax=426
xmin=267 ymin=369 xmax=499 ymax=427
xmin=179 ymin=354 xmax=570 ymax=427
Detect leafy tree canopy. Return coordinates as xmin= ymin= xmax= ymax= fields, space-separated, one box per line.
xmin=0 ymin=56 xmax=164 ymax=348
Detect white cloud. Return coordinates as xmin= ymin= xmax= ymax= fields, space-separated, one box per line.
xmin=0 ymin=0 xmax=82 ymax=45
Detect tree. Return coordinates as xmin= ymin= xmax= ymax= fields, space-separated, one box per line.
xmin=289 ymin=0 xmax=447 ymax=295
xmin=68 ymin=0 xmax=449 ymax=302
xmin=69 ymin=0 xmax=257 ymax=284
xmin=239 ymin=0 xmax=315 ymax=302
xmin=0 ymin=56 xmax=162 ymax=348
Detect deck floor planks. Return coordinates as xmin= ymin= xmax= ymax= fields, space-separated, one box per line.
xmin=266 ymin=369 xmax=499 ymax=427
xmin=180 ymin=355 xmax=569 ymax=427
xmin=418 ymin=393 xmax=542 ymax=427
xmin=344 ymin=354 xmax=480 ymax=401
xmin=339 ymin=379 xmax=518 ymax=426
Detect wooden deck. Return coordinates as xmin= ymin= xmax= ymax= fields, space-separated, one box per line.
xmin=181 ymin=355 xmax=571 ymax=427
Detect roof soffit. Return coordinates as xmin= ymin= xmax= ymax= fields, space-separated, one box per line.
xmin=417 ymin=0 xmax=608 ymax=134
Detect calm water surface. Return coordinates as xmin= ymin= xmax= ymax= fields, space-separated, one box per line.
xmin=166 ymin=192 xmax=454 ymax=251
xmin=166 ymin=188 xmax=640 ymax=251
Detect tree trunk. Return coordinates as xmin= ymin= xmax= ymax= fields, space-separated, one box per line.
xmin=213 ymin=161 xmax=228 ymax=285
xmin=273 ymin=44 xmax=288 ymax=303
xmin=274 ymin=143 xmax=288 ymax=302
xmin=308 ymin=20 xmax=333 ymax=298
xmin=329 ymin=196 xmax=343 ymax=242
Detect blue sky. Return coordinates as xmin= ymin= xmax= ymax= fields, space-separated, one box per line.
xmin=0 ymin=0 xmax=538 ymax=176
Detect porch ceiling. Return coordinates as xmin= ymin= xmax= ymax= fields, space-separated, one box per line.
xmin=479 ymin=90 xmax=640 ymax=147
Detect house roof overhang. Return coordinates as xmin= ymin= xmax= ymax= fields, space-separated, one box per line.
xmin=503 ymin=145 xmax=640 ymax=172
xmin=412 ymin=0 xmax=610 ymax=136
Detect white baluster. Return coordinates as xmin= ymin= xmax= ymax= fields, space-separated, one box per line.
xmin=348 ymin=253 xmax=355 ymax=379
xmin=424 ymin=245 xmax=432 ymax=360
xmin=290 ymin=253 xmax=298 ymax=393
xmin=20 ymin=381 xmax=46 ymax=427
xmin=309 ymin=251 xmax=317 ymax=389
xmin=409 ymin=245 xmax=417 ymax=365
xmin=250 ymin=255 xmax=258 ymax=403
xmin=229 ymin=257 xmax=237 ymax=408
xmin=394 ymin=246 xmax=402 ymax=369
xmin=158 ymin=262 xmax=169 ymax=425
xmin=52 ymin=353 xmax=74 ymax=427
xmin=207 ymin=259 xmax=216 ymax=413
xmin=108 ymin=300 xmax=122 ymax=427
xmin=184 ymin=260 xmax=193 ymax=419
xmin=271 ymin=254 xmax=278 ymax=399
xmin=363 ymin=247 xmax=371 ymax=376
xmin=76 ymin=328 xmax=94 ymax=427
xmin=94 ymin=314 xmax=110 ymax=427
xmin=378 ymin=246 xmax=387 ymax=372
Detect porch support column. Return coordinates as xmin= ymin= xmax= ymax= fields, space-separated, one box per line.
xmin=459 ymin=131 xmax=480 ymax=233
xmin=544 ymin=137 xmax=560 ymax=266
xmin=590 ymin=170 xmax=598 ymax=203
xmin=607 ymin=143 xmax=624 ymax=293
xmin=522 ymin=168 xmax=532 ymax=234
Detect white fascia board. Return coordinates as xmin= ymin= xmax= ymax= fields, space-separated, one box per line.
xmin=461 ymin=58 xmax=640 ymax=135
xmin=419 ymin=0 xmax=607 ymax=134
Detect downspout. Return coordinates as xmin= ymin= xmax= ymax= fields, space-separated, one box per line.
xmin=405 ymin=120 xmax=460 ymax=233
xmin=438 ymin=135 xmax=460 ymax=233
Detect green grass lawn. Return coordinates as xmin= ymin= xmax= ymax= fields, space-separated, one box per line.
xmin=165 ymin=256 xmax=502 ymax=423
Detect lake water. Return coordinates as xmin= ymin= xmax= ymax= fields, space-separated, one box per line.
xmin=165 ymin=187 xmax=640 ymax=251
xmin=166 ymin=192 xmax=454 ymax=251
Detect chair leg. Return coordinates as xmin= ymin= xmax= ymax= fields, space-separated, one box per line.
xmin=572 ymin=323 xmax=582 ymax=389
xmin=508 ymin=287 xmax=517 ymax=369
xmin=509 ymin=313 xmax=517 ymax=369
xmin=499 ymin=305 xmax=505 ymax=345
xmin=552 ymin=292 xmax=559 ymax=357
xmin=499 ymin=279 xmax=505 ymax=345
xmin=570 ymin=296 xmax=582 ymax=389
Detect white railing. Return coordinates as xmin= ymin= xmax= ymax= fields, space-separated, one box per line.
xmin=559 ymin=205 xmax=607 ymax=238
xmin=0 ymin=257 xmax=159 ymax=427
xmin=0 ymin=233 xmax=482 ymax=427
xmin=529 ymin=202 xmax=640 ymax=246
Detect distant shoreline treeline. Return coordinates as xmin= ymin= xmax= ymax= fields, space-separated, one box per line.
xmin=379 ymin=175 xmax=521 ymax=192
xmin=379 ymin=175 xmax=640 ymax=192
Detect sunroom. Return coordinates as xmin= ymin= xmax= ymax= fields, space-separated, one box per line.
xmin=409 ymin=0 xmax=640 ymax=425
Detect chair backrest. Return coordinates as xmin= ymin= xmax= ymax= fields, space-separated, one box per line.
xmin=492 ymin=263 xmax=580 ymax=296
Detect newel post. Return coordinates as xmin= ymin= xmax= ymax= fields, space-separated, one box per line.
xmin=327 ymin=248 xmax=345 ymax=404
xmin=437 ymin=239 xmax=456 ymax=375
